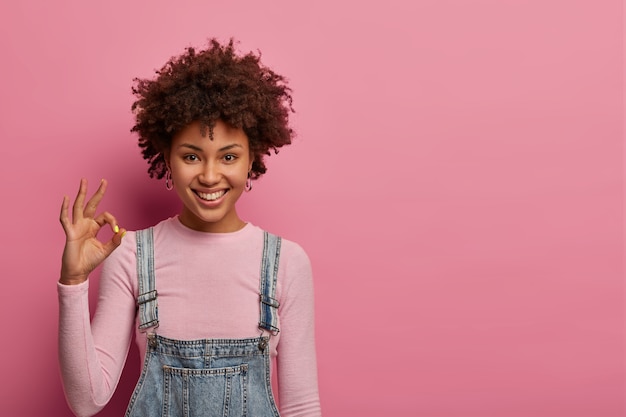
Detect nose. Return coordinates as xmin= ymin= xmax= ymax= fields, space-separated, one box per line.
xmin=199 ymin=161 xmax=221 ymax=185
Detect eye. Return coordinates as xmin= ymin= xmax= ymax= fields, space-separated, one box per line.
xmin=183 ymin=154 xmax=199 ymax=162
xmin=223 ymin=154 xmax=238 ymax=163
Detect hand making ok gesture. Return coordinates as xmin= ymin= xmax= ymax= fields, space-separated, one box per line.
xmin=59 ymin=178 xmax=126 ymax=285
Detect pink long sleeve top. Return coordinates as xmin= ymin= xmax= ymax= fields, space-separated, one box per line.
xmin=58 ymin=217 xmax=320 ymax=417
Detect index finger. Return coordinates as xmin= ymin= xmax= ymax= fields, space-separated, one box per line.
xmin=59 ymin=195 xmax=70 ymax=232
xmin=83 ymin=179 xmax=108 ymax=219
xmin=71 ymin=178 xmax=88 ymax=222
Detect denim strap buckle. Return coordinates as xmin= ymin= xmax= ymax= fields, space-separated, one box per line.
xmin=260 ymin=294 xmax=280 ymax=308
xmin=137 ymin=290 xmax=158 ymax=305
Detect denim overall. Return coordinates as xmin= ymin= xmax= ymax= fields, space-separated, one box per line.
xmin=125 ymin=227 xmax=282 ymax=417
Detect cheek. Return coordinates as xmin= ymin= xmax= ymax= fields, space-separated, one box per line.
xmin=225 ymin=165 xmax=250 ymax=185
xmin=170 ymin=164 xmax=198 ymax=184
xmin=170 ymin=164 xmax=187 ymax=179
xmin=232 ymin=171 xmax=249 ymax=186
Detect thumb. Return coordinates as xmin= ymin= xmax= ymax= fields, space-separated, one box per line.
xmin=102 ymin=228 xmax=126 ymax=255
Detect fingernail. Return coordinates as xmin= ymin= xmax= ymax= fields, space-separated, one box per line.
xmin=114 ymin=225 xmax=120 ymax=233
xmin=121 ymin=231 xmax=127 ymax=238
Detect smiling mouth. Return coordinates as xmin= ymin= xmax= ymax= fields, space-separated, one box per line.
xmin=195 ymin=190 xmax=227 ymax=201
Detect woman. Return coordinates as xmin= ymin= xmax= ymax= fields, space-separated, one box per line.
xmin=58 ymin=39 xmax=321 ymax=417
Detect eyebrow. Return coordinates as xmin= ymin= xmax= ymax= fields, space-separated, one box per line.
xmin=177 ymin=143 xmax=244 ymax=152
xmin=178 ymin=143 xmax=203 ymax=152
xmin=218 ymin=144 xmax=244 ymax=152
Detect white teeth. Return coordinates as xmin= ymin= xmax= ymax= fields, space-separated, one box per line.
xmin=197 ymin=190 xmax=225 ymax=201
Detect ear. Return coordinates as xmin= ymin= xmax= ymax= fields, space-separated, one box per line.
xmin=163 ymin=150 xmax=171 ymax=170
xmin=248 ymin=154 xmax=254 ymax=173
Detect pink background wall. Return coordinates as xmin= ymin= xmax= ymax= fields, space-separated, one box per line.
xmin=0 ymin=1 xmax=623 ymax=416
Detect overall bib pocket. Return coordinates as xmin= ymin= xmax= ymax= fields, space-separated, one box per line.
xmin=163 ymin=364 xmax=249 ymax=417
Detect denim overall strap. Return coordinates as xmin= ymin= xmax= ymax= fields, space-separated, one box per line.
xmin=258 ymin=231 xmax=281 ymax=334
xmin=136 ymin=227 xmax=159 ymax=331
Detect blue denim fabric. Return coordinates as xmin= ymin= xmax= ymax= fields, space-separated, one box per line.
xmin=126 ymin=228 xmax=281 ymax=417
xmin=259 ymin=232 xmax=281 ymax=334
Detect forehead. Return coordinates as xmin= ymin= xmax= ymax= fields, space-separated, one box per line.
xmin=173 ymin=120 xmax=249 ymax=147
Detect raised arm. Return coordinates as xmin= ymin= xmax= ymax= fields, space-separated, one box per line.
xmin=58 ymin=179 xmax=135 ymax=417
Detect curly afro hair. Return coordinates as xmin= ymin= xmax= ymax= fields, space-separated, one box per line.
xmin=131 ymin=38 xmax=294 ymax=180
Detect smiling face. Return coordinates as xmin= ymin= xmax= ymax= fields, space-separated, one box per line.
xmin=166 ymin=120 xmax=252 ymax=233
